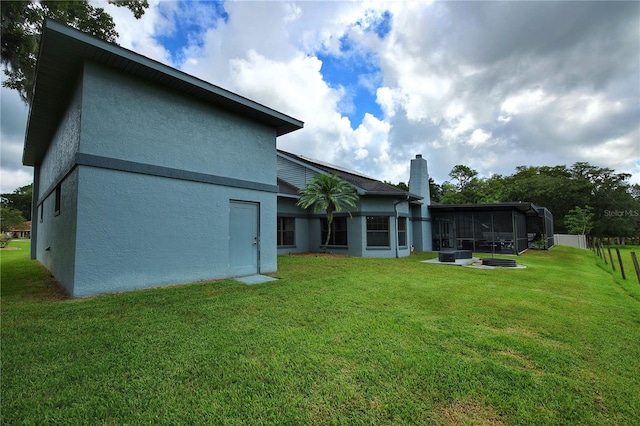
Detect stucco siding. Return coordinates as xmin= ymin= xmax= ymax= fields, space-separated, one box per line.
xmin=38 ymin=78 xmax=82 ymax=195
xmin=277 ymin=197 xmax=309 ymax=255
xmin=294 ymin=217 xmax=310 ymax=254
xmin=277 ymin=197 xmax=303 ymax=215
xmin=36 ymin=169 xmax=79 ymax=294
xmin=276 ymin=216 xmax=310 ymax=255
xmin=355 ymin=197 xmax=411 ymax=258
xmin=72 ymin=167 xmax=276 ymax=297
xmin=80 ymin=62 xmax=276 ymax=186
xmin=347 ymin=216 xmax=364 ymax=257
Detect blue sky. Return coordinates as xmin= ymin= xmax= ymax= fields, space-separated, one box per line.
xmin=154 ymin=0 xmax=228 ymax=65
xmin=316 ymin=9 xmax=391 ymax=127
xmin=1 ymin=1 xmax=638 ymax=193
xmin=317 ymin=35 xmax=383 ymax=127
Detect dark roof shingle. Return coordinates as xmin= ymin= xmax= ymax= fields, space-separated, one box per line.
xmin=277 ymin=178 xmax=299 ymax=195
xmin=277 ymin=150 xmax=420 ymax=199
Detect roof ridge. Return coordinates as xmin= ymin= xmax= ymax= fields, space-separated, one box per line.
xmin=277 ymin=149 xmax=417 ymax=197
xmin=278 ymin=149 xmax=377 ymax=181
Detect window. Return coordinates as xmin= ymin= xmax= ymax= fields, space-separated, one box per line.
xmin=277 ymin=217 xmax=295 ymax=246
xmin=39 ymin=203 xmax=43 ymax=223
xmin=366 ymin=216 xmax=390 ymax=247
xmin=54 ymin=184 xmax=61 ymax=216
xmin=397 ymin=216 xmax=407 ymax=247
xmin=321 ymin=217 xmax=348 ymax=246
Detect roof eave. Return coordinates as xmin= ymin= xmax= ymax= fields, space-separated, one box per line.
xmin=429 ymin=201 xmax=538 ymax=213
xmin=277 ymin=193 xmax=300 ymax=199
xmin=363 ymin=191 xmax=422 ymax=201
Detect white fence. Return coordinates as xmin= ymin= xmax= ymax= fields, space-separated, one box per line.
xmin=554 ymin=234 xmax=587 ymax=249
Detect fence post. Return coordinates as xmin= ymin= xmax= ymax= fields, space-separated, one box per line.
xmin=607 ymin=245 xmax=615 ymax=270
xmin=631 ymin=252 xmax=640 ymax=285
xmin=615 ymin=248 xmax=626 ymax=280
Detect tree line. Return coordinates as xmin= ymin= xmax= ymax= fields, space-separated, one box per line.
xmin=1 ymin=184 xmax=32 ymax=233
xmin=389 ymin=161 xmax=640 ymax=240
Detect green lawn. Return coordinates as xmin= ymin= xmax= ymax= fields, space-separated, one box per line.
xmin=2 ymin=240 xmax=639 ymax=425
xmin=597 ymin=245 xmax=640 ymax=301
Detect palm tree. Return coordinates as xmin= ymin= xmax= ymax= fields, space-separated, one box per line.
xmin=296 ymin=173 xmax=359 ymax=252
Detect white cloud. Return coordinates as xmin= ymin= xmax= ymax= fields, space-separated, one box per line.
xmin=229 ymin=51 xmax=338 ymax=119
xmin=561 ymin=94 xmax=624 ymax=126
xmin=501 ymin=89 xmax=553 ymax=116
xmin=347 ymin=113 xmax=393 ymax=176
xmin=630 ymin=162 xmax=640 ymax=186
xmin=578 ymin=136 xmax=636 ymax=163
xmin=467 ymin=129 xmax=493 ymax=148
xmin=2 ymin=1 xmax=638 ymax=194
xmin=375 ymin=86 xmax=404 ymax=119
xmin=0 ymin=84 xmax=31 ymax=193
xmin=0 ymin=168 xmax=32 ymax=195
xmin=104 ymin=0 xmax=173 ymax=65
xmin=225 ymin=49 xmax=353 ymax=163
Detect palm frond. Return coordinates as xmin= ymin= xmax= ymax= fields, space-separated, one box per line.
xmin=296 ymin=173 xmax=359 ymax=251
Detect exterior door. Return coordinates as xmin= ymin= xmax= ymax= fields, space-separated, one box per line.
xmin=439 ymin=221 xmax=455 ymax=249
xmin=229 ymin=201 xmax=259 ymax=276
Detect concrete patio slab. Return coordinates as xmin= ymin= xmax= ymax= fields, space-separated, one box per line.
xmin=235 ymin=275 xmax=279 ymax=285
xmin=421 ymin=257 xmax=527 ymax=269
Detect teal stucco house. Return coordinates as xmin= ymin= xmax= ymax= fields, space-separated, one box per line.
xmin=23 ymin=21 xmax=303 ymax=297
xmin=275 ymin=151 xmax=554 ymax=258
xmin=24 ymin=21 xmax=553 ymax=297
xmin=276 ymin=150 xmax=433 ymax=258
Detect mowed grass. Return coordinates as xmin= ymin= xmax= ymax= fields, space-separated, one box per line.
xmin=2 ymin=240 xmax=640 ymax=425
xmin=597 ymin=245 xmax=640 ymax=301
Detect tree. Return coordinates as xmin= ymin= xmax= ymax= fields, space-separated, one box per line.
xmin=439 ymin=181 xmax=463 ymax=204
xmin=570 ymin=163 xmax=636 ymax=239
xmin=565 ymin=206 xmax=594 ymax=235
xmin=501 ymin=165 xmax=581 ymax=232
xmin=384 ymin=179 xmax=442 ymax=202
xmin=439 ymin=165 xmax=503 ymax=205
xmin=479 ymin=174 xmax=505 ymax=203
xmin=0 ymin=206 xmax=26 ymax=233
xmin=1 ymin=184 xmax=33 ymax=221
xmin=428 ymin=177 xmax=441 ymax=202
xmin=448 ymin=164 xmax=477 ymax=191
xmin=1 ymin=0 xmax=148 ymax=104
xmin=384 ymin=181 xmax=409 ymax=192
xmin=296 ymin=174 xmax=359 ymax=252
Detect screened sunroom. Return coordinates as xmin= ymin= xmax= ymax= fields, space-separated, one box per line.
xmin=429 ymin=202 xmax=554 ymax=255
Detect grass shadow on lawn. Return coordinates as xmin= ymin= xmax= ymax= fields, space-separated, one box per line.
xmin=0 ymin=240 xmax=69 ymax=302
